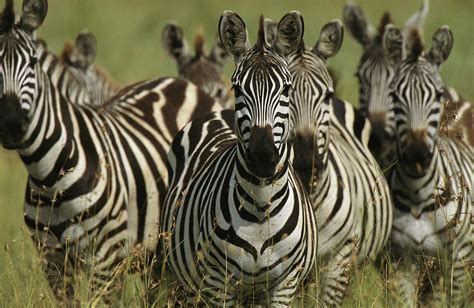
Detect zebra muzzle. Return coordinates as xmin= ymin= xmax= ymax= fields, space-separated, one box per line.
xmin=245 ymin=125 xmax=279 ymax=178
xmin=0 ymin=93 xmax=28 ymax=148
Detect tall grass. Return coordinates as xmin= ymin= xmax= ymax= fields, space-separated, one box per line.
xmin=0 ymin=0 xmax=472 ymax=306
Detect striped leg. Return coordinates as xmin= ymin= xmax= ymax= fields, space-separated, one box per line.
xmin=318 ymin=240 xmax=357 ymax=306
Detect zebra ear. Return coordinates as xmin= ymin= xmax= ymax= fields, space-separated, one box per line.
xmin=343 ymin=2 xmax=374 ymax=46
xmin=263 ymin=18 xmax=278 ymax=47
xmin=162 ymin=22 xmax=191 ymax=66
xmin=274 ymin=11 xmax=304 ymax=56
xmin=313 ymin=19 xmax=343 ymax=61
xmin=19 ymin=0 xmax=48 ymax=33
xmin=71 ymin=31 xmax=97 ymax=69
xmin=427 ymin=26 xmax=453 ymax=67
xmin=218 ymin=11 xmax=250 ymax=61
xmin=382 ymin=24 xmax=403 ymax=65
xmin=209 ymin=35 xmax=230 ymax=69
xmin=403 ymin=0 xmax=429 ymax=53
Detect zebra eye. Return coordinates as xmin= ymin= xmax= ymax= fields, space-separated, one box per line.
xmin=29 ymin=57 xmax=37 ymax=67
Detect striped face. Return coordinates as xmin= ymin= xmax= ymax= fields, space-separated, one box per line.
xmin=219 ymin=11 xmax=303 ymax=178
xmin=0 ymin=27 xmax=39 ymax=148
xmin=232 ymin=48 xmax=292 ymax=150
xmin=391 ymin=57 xmax=444 ymax=173
xmin=356 ymin=42 xmax=396 ymax=138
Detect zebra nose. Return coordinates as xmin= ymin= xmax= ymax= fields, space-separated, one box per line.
xmin=0 ymin=93 xmax=27 ymax=148
xmin=401 ymin=130 xmax=432 ymax=173
xmin=245 ymin=125 xmax=279 ymax=178
xmin=291 ymin=132 xmax=322 ymax=193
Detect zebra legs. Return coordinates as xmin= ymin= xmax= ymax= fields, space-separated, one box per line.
xmin=318 ymin=240 xmax=357 ymax=306
xmin=31 ymin=229 xmax=75 ymax=302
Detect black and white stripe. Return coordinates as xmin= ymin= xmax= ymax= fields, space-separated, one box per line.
xmin=161 ymin=11 xmax=317 ymax=306
xmin=283 ymin=20 xmax=392 ymax=306
xmin=162 ymin=22 xmax=233 ymax=108
xmin=385 ymin=26 xmax=472 ymax=304
xmin=0 ymin=0 xmax=220 ymax=300
xmin=36 ymin=31 xmax=119 ymax=107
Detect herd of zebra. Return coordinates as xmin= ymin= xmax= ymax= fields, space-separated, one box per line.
xmin=0 ymin=0 xmax=471 ymax=306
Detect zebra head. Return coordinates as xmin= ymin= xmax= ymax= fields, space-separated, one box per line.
xmin=344 ymin=6 xmax=396 ymax=144
xmin=163 ymin=22 xmax=231 ymax=106
xmin=0 ymin=0 xmax=47 ymax=149
xmin=61 ymin=31 xmax=97 ymax=71
xmin=265 ymin=18 xmax=343 ymax=190
xmin=385 ymin=26 xmax=453 ymax=174
xmin=219 ymin=11 xmax=303 ymax=178
xmin=344 ymin=1 xmax=429 ymax=165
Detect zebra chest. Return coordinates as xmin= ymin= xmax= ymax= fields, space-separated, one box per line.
xmin=208 ymin=201 xmax=302 ymax=278
xmin=392 ymin=197 xmax=463 ymax=256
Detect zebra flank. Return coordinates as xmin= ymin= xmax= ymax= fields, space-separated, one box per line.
xmin=385 ymin=25 xmax=472 ymax=304
xmin=0 ymin=0 xmax=220 ymax=300
xmin=162 ymin=22 xmax=233 ymax=108
xmin=271 ymin=18 xmax=392 ymax=306
xmin=161 ymin=11 xmax=317 ymax=306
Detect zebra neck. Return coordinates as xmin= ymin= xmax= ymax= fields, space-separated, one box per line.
xmin=18 ymin=71 xmax=85 ymax=193
xmin=392 ymin=148 xmax=439 ymax=204
xmin=234 ymin=142 xmax=291 ymax=218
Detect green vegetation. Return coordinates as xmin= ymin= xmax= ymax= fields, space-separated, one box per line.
xmin=0 ymin=0 xmax=472 ymax=306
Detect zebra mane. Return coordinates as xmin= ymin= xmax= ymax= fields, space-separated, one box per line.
xmin=377 ymin=12 xmax=393 ymax=37
xmin=60 ymin=41 xmax=75 ymax=65
xmin=256 ymin=14 xmax=267 ymax=51
xmin=0 ymin=0 xmax=15 ymax=33
xmin=407 ymin=28 xmax=424 ymax=61
xmin=193 ymin=28 xmax=205 ymax=58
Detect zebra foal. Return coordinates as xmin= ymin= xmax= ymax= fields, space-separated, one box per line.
xmin=0 ymin=0 xmax=220 ymax=301
xmin=161 ymin=11 xmax=317 ymax=306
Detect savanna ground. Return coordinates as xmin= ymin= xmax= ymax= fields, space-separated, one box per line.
xmin=0 ymin=0 xmax=472 ymax=306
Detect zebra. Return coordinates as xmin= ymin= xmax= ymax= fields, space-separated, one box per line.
xmin=0 ymin=0 xmax=220 ymax=301
xmin=343 ymin=0 xmax=473 ymax=172
xmin=265 ymin=18 xmax=393 ymax=306
xmin=35 ymin=30 xmax=120 ymax=107
xmin=161 ymin=11 xmax=317 ymax=306
xmin=59 ymin=30 xmax=121 ymax=105
xmin=383 ymin=25 xmax=472 ymax=304
xmin=162 ymin=22 xmax=233 ymax=108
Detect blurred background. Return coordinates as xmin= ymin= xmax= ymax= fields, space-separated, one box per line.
xmin=0 ymin=0 xmax=472 ymax=305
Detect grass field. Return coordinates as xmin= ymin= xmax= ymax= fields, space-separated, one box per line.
xmin=0 ymin=0 xmax=472 ymax=306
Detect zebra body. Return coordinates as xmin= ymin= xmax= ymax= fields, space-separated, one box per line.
xmin=280 ymin=20 xmax=392 ymax=305
xmin=384 ymin=25 xmax=472 ymax=303
xmin=0 ymin=0 xmax=220 ymax=300
xmin=161 ymin=12 xmax=317 ymax=306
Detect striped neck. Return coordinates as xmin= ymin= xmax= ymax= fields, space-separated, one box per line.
xmin=392 ymin=144 xmax=439 ymax=203
xmin=17 ymin=68 xmax=92 ymax=193
xmin=234 ymin=141 xmax=291 ymax=220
